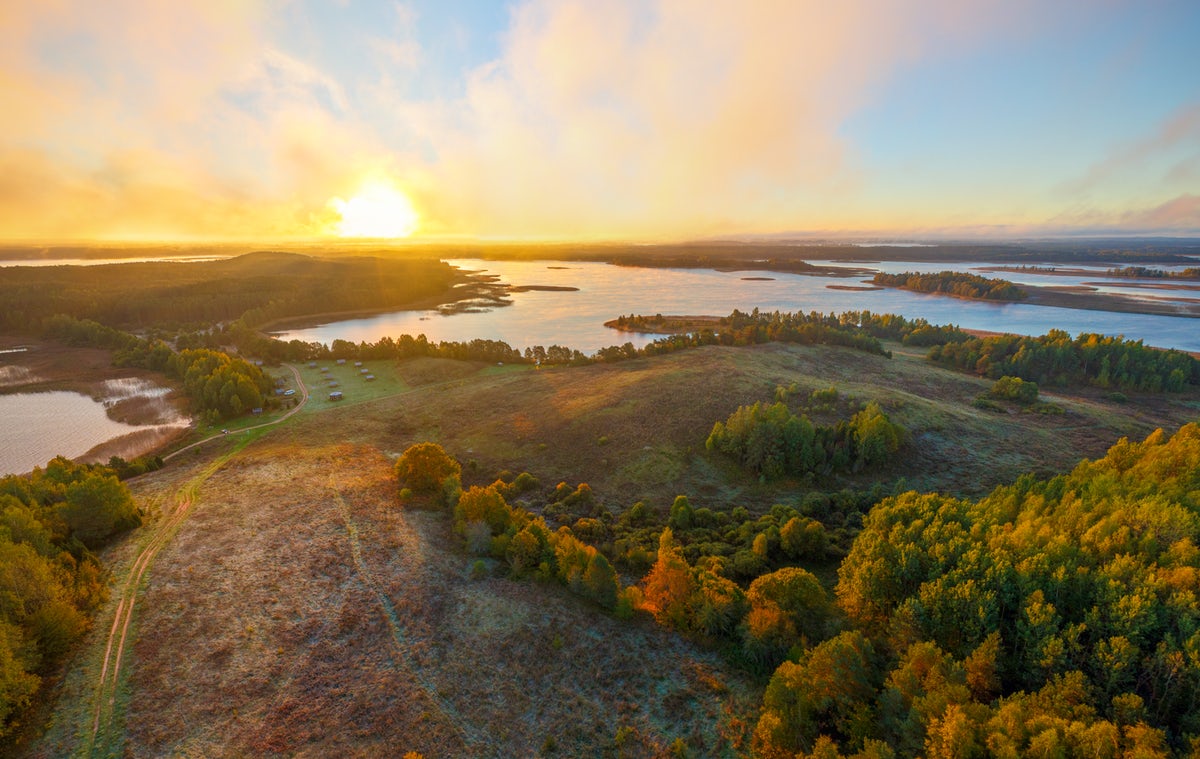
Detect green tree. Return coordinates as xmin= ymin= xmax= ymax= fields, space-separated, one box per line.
xmin=583 ymin=552 xmax=619 ymax=610
xmin=59 ymin=472 xmax=139 ymax=547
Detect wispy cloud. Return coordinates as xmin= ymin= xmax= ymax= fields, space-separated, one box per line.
xmin=1063 ymin=102 xmax=1200 ymax=196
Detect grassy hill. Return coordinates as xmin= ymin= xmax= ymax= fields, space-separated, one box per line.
xmin=24 ymin=340 xmax=1199 ymax=757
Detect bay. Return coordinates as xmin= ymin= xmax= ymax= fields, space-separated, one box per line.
xmin=273 ymin=259 xmax=1200 ymax=354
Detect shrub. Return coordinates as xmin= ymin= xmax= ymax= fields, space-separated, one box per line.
xmin=395 ymin=442 xmax=461 ymax=496
xmin=988 ymin=375 xmax=1039 ymax=404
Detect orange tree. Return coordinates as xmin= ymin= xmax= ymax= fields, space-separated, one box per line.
xmin=395 ymin=442 xmax=461 ymax=496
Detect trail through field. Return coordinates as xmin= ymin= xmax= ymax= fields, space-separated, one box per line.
xmin=328 ymin=485 xmax=487 ymax=753
xmin=83 ymin=367 xmax=309 ymax=756
xmin=85 ymin=445 xmax=244 ymax=756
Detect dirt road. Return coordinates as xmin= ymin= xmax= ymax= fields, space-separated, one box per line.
xmin=85 ymin=366 xmax=308 ymax=755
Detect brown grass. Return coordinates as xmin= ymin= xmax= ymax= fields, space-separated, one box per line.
xmin=23 ymin=341 xmax=1199 ymax=758
xmin=83 ymin=443 xmax=757 ymax=758
xmin=281 ymin=342 xmax=1197 ymax=507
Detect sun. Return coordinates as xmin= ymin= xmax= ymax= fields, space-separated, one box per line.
xmin=328 ymin=181 xmax=419 ymax=238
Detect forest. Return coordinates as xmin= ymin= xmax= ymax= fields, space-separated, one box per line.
xmin=929 ymin=330 xmax=1200 ymax=392
xmin=0 ymin=252 xmax=462 ymax=331
xmin=1107 ymin=266 xmax=1200 ymax=279
xmin=871 ymin=271 xmax=1027 ymax=301
xmin=385 ymin=411 xmax=1200 ymax=756
xmin=0 ymin=458 xmax=142 ymax=738
xmin=395 ymin=418 xmax=1200 ymax=758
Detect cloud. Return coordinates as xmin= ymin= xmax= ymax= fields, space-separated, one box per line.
xmin=410 ymin=0 xmax=1047 ymax=238
xmin=0 ymin=0 xmax=395 ymax=239
xmin=1063 ymin=102 xmax=1200 ymax=196
xmin=1120 ymin=193 xmax=1200 ymax=231
xmin=0 ymin=0 xmax=1191 ymax=240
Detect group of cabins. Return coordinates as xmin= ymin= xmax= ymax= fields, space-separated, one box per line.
xmin=299 ymin=360 xmax=379 ymax=402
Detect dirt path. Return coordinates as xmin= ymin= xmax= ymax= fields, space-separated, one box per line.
xmin=85 ymin=446 xmax=244 ymax=756
xmin=328 ymin=484 xmax=486 ymax=753
xmin=84 ymin=366 xmax=309 ymax=755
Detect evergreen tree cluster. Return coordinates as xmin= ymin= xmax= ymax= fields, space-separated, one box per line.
xmin=754 ymin=423 xmax=1200 ymax=757
xmin=872 ymin=270 xmax=1027 ymax=301
xmin=929 ymin=329 xmax=1199 ymax=392
xmin=707 ymin=400 xmax=905 ymax=479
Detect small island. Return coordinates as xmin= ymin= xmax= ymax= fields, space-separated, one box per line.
xmin=871 ymin=270 xmax=1027 ymax=301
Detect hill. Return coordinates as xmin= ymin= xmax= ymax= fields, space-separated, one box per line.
xmin=21 ymin=340 xmax=1199 ymax=757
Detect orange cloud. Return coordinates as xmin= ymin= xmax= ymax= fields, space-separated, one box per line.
xmin=0 ymin=0 xmax=1190 ymax=241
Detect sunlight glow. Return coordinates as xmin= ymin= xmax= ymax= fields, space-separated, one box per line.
xmin=328 ymin=181 xmax=419 ymax=238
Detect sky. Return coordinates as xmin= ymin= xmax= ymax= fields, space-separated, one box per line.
xmin=1 ymin=0 xmax=1197 ymax=241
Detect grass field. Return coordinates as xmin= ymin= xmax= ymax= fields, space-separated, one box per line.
xmin=21 ymin=340 xmax=1200 ymax=757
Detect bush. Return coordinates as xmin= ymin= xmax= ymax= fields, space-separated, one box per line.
xmin=988 ymin=375 xmax=1039 ymax=404
xmin=395 ymin=442 xmax=461 ymax=496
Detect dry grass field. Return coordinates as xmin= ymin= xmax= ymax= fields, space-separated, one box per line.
xmin=22 ymin=341 xmax=1200 ymax=757
xmin=59 ymin=443 xmax=754 ymax=757
xmin=278 ymin=341 xmax=1197 ymax=507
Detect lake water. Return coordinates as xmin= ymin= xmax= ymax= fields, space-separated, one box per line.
xmin=0 ymin=379 xmax=189 ymax=477
xmin=0 ymin=255 xmax=224 ymax=268
xmin=274 ymin=258 xmax=1200 ymax=354
xmin=1 ymin=392 xmax=145 ymax=475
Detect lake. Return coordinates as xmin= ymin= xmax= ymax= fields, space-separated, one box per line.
xmin=0 ymin=379 xmax=189 ymax=477
xmin=2 ymin=392 xmax=142 ymax=475
xmin=0 ymin=255 xmax=224 ymax=268
xmin=273 ymin=259 xmax=1200 ymax=354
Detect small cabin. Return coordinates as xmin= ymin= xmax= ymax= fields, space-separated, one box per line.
xmin=363 ymin=374 xmax=376 ymax=381
xmin=336 ymin=359 xmax=346 ymax=365
xmin=251 ymin=407 xmax=263 ymax=415
xmin=360 ymin=368 xmax=369 ymax=374
xmin=329 ymin=391 xmax=344 ymax=401
xmin=354 ymin=361 xmax=363 ymax=367
xmin=320 ymin=367 xmax=330 ymax=373
xmin=328 ymin=381 xmax=339 ymax=387
xmin=307 ymin=361 xmax=316 ymax=367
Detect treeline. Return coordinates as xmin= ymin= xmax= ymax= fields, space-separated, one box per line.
xmin=230 ymin=309 xmax=942 ymax=367
xmin=750 ymin=422 xmax=1200 ymax=758
xmin=42 ymin=316 xmax=273 ymax=421
xmin=0 ymin=251 xmax=460 ymax=331
xmin=0 ymin=458 xmax=142 ymax=740
xmin=1108 ymin=266 xmax=1200 ymax=279
xmin=872 ymin=270 xmax=1027 ymax=301
xmin=707 ymin=400 xmax=905 ymax=479
xmin=929 ymin=329 xmax=1200 ymax=392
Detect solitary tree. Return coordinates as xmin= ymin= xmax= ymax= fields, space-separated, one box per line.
xmin=395 ymin=442 xmax=461 ymax=496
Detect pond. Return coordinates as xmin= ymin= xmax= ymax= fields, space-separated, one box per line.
xmin=273 ymin=259 xmax=1200 ymax=354
xmin=0 ymin=379 xmax=189 ymax=476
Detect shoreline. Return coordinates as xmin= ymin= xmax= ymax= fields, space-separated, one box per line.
xmin=0 ymin=340 xmax=193 ymax=472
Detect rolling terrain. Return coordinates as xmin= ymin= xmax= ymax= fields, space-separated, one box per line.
xmin=24 ymin=340 xmax=1200 ymax=757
